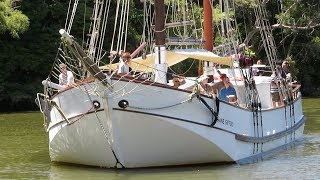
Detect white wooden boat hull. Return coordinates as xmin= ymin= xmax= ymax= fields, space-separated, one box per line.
xmin=45 ymin=82 xmax=305 ymax=168
xmin=49 ymin=112 xmax=118 ymax=167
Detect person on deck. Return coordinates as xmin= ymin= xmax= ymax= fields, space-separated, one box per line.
xmin=218 ymin=77 xmax=237 ymax=104
xmin=281 ymin=61 xmax=291 ymax=81
xmin=211 ymin=73 xmax=228 ymax=94
xmin=270 ymin=79 xmax=282 ymax=107
xmin=59 ymin=63 xmax=75 ymax=86
xmin=117 ymin=52 xmax=131 ymax=76
xmin=257 ymin=59 xmax=262 ymax=65
xmin=173 ymin=77 xmax=181 ymax=88
xmin=252 ymin=59 xmax=264 ymax=76
xmin=198 ymin=74 xmax=211 ymax=94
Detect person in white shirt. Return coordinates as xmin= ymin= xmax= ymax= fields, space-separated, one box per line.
xmin=59 ymin=63 xmax=75 ymax=86
xmin=117 ymin=52 xmax=131 ymax=76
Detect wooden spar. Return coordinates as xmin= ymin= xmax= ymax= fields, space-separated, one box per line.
xmin=59 ymin=29 xmax=111 ymax=88
xmin=154 ymin=0 xmax=165 ymax=46
xmin=203 ymin=0 xmax=213 ymax=51
xmin=130 ymin=42 xmax=146 ymax=58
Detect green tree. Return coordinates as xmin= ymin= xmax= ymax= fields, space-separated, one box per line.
xmin=234 ymin=0 xmax=320 ymax=93
xmin=0 ymin=0 xmax=29 ymax=38
xmin=0 ymin=0 xmax=71 ymax=111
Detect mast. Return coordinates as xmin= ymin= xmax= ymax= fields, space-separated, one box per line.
xmin=154 ymin=0 xmax=167 ymax=84
xmin=203 ymin=0 xmax=213 ymax=51
xmin=203 ymin=0 xmax=214 ymax=79
xmin=155 ymin=0 xmax=165 ymax=47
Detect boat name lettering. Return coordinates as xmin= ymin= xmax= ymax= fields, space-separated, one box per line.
xmin=218 ymin=118 xmax=234 ymax=127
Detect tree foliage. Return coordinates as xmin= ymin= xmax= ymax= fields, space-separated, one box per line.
xmin=229 ymin=0 xmax=320 ymax=94
xmin=0 ymin=0 xmax=29 ymax=38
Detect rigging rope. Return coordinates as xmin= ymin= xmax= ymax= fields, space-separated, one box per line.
xmin=68 ymin=0 xmax=79 ymax=33
xmin=128 ymin=92 xmax=197 ymax=110
xmin=82 ymin=85 xmax=124 ymax=168
xmin=196 ymin=95 xmax=219 ymax=127
xmin=168 ymin=59 xmax=196 ymax=76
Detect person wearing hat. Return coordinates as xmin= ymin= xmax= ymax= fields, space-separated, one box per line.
xmin=58 ymin=63 xmax=75 ymax=86
xmin=196 ymin=74 xmax=211 ymax=94
xmin=117 ymin=52 xmax=132 ymax=75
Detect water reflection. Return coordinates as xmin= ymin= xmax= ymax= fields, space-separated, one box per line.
xmin=303 ymin=98 xmax=320 ymax=134
xmin=48 ymin=135 xmax=320 ymax=179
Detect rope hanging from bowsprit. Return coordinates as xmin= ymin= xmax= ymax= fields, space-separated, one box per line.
xmin=196 ymin=94 xmax=220 ymax=127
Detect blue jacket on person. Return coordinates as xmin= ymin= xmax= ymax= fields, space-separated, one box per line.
xmin=218 ymin=86 xmax=237 ymax=102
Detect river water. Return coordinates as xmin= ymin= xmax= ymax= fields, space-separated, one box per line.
xmin=0 ymin=98 xmax=319 ymax=179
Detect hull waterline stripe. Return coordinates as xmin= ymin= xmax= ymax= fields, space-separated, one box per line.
xmin=235 ymin=116 xmax=305 ymax=143
xmin=113 ymin=108 xmax=305 ymax=144
xmin=236 ymin=138 xmax=303 ymax=165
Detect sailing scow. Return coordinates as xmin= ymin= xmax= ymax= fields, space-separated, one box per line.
xmin=36 ymin=0 xmax=305 ymax=168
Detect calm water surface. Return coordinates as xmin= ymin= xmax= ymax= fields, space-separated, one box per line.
xmin=0 ymin=98 xmax=319 ymax=179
